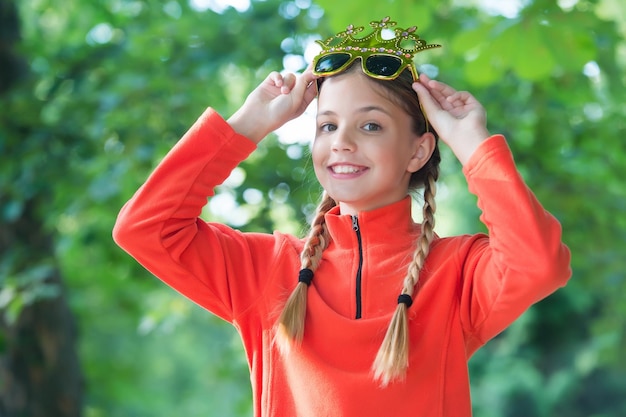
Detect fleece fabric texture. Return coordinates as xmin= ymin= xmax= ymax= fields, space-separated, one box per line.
xmin=113 ymin=108 xmax=572 ymax=417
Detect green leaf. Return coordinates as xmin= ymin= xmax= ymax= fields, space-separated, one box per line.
xmin=512 ymin=24 xmax=556 ymax=80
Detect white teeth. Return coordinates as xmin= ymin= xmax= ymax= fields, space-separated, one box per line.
xmin=332 ymin=165 xmax=361 ymax=174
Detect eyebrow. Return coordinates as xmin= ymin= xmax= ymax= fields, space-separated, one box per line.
xmin=317 ymin=105 xmax=392 ymax=117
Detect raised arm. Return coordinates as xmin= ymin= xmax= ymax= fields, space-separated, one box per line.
xmin=113 ymin=70 xmax=317 ymax=321
xmin=414 ymin=75 xmax=572 ymax=350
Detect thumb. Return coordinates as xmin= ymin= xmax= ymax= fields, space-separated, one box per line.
xmin=412 ymin=77 xmax=441 ymax=119
xmin=299 ymin=70 xmax=320 ymax=105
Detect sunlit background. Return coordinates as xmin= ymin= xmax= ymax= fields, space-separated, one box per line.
xmin=1 ymin=0 xmax=625 ymax=416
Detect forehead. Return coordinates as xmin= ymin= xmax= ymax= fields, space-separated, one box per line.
xmin=317 ymin=71 xmax=400 ymax=112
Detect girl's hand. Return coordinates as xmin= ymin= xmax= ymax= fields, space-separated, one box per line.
xmin=413 ymin=74 xmax=490 ymax=165
xmin=228 ymin=69 xmax=319 ymax=144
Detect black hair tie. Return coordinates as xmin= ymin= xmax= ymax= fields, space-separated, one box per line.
xmin=298 ymin=268 xmax=314 ymax=286
xmin=397 ymin=293 xmax=413 ymax=308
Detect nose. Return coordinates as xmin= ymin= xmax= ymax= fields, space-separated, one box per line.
xmin=331 ymin=128 xmax=356 ymax=152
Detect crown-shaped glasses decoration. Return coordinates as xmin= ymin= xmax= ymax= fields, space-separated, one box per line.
xmin=312 ymin=16 xmax=441 ymax=82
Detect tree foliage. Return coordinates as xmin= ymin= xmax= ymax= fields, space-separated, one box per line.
xmin=1 ymin=0 xmax=625 ymax=416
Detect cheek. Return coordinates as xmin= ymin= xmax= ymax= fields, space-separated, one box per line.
xmin=310 ymin=139 xmax=321 ymax=163
xmin=310 ymin=140 xmax=326 ymax=177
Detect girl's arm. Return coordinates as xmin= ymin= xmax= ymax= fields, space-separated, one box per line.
xmin=112 ymin=71 xmax=318 ymax=321
xmin=414 ymin=76 xmax=572 ymax=349
xmin=113 ymin=109 xmax=261 ymax=321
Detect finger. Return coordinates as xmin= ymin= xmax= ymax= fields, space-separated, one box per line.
xmin=301 ymin=69 xmax=320 ymax=97
xmin=447 ymin=91 xmax=477 ymax=109
xmin=301 ymin=68 xmax=319 ymax=88
xmin=432 ymin=82 xmax=459 ymax=103
xmin=288 ymin=70 xmax=317 ymax=96
xmin=415 ymin=79 xmax=453 ymax=111
xmin=417 ymin=73 xmax=431 ymax=85
xmin=268 ymin=71 xmax=284 ymax=88
xmin=446 ymin=91 xmax=466 ymax=101
xmin=412 ymin=80 xmax=442 ymax=119
xmin=280 ymin=73 xmax=297 ymax=94
xmin=421 ymin=77 xmax=458 ymax=101
xmin=302 ymin=77 xmax=319 ymax=108
xmin=415 ymin=78 xmax=454 ymax=110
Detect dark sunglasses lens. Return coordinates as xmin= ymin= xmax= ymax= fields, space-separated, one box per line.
xmin=315 ymin=53 xmax=351 ymax=73
xmin=365 ymin=55 xmax=403 ymax=77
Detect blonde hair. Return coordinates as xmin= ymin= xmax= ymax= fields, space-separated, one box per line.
xmin=372 ymin=172 xmax=437 ymax=385
xmin=274 ymin=192 xmax=336 ymax=354
xmin=275 ymin=66 xmax=441 ymax=384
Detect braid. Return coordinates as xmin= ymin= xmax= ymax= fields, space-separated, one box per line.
xmin=274 ymin=192 xmax=336 ymax=354
xmin=300 ymin=192 xmax=335 ymax=270
xmin=372 ymin=171 xmax=438 ymax=386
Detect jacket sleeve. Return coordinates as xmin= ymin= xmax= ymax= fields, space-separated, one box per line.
xmin=112 ymin=108 xmax=279 ymax=322
xmin=458 ymin=135 xmax=572 ymax=354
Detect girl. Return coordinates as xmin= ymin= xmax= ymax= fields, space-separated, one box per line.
xmin=113 ymin=18 xmax=571 ymax=417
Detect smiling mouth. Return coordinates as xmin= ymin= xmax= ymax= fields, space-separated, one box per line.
xmin=330 ymin=165 xmax=367 ymax=174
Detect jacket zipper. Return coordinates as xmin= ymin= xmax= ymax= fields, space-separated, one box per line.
xmin=352 ymin=215 xmax=363 ymax=319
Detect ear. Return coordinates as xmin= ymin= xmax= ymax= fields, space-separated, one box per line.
xmin=407 ymin=132 xmax=436 ymax=173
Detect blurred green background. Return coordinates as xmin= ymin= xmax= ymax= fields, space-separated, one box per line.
xmin=1 ymin=0 xmax=625 ymax=416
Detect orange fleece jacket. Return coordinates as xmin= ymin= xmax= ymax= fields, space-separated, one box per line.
xmin=113 ymin=108 xmax=571 ymax=417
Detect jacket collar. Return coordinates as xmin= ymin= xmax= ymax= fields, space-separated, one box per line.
xmin=324 ymin=196 xmax=420 ymax=249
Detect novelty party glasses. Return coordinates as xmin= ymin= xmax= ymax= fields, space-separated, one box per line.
xmin=313 ymin=50 xmax=419 ymax=81
xmin=311 ymin=17 xmax=440 ymax=82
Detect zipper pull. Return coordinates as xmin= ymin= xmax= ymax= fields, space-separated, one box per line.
xmin=352 ymin=215 xmax=359 ymax=232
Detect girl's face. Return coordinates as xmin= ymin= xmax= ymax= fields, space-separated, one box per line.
xmin=313 ymin=71 xmax=434 ymax=215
